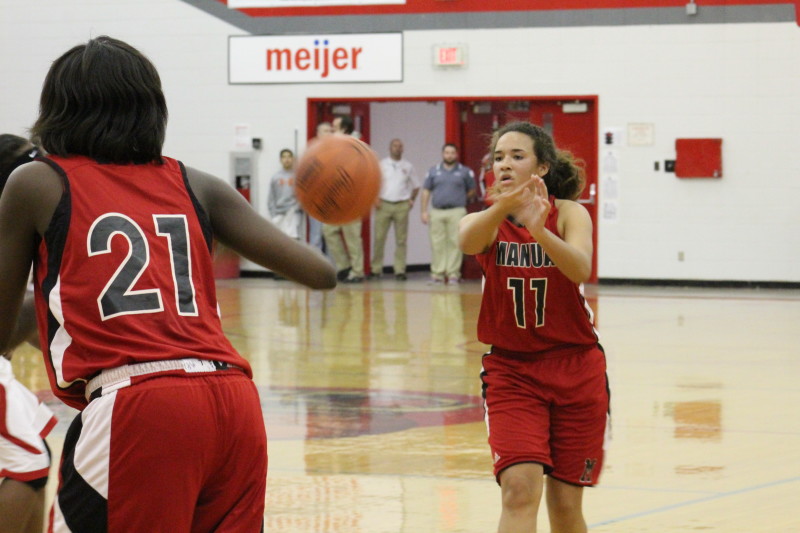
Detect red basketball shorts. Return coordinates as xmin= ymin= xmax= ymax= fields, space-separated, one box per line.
xmin=480 ymin=344 xmax=609 ymax=486
xmin=50 ymin=370 xmax=267 ymax=532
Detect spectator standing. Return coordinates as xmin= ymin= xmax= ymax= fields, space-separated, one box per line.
xmin=370 ymin=138 xmax=419 ymax=281
xmin=419 ymin=143 xmax=476 ymax=285
xmin=304 ymin=122 xmax=332 ymax=251
xmin=268 ymin=148 xmax=302 ymax=240
xmin=321 ymin=115 xmax=365 ymax=283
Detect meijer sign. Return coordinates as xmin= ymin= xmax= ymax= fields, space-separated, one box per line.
xmin=229 ymin=33 xmax=403 ymax=84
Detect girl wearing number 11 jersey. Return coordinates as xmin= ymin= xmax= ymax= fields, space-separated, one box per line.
xmin=459 ymin=121 xmax=609 ymax=533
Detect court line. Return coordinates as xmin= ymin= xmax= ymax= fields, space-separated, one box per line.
xmin=590 ymin=475 xmax=800 ymax=527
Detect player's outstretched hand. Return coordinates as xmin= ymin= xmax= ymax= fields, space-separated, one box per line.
xmin=513 ymin=174 xmax=550 ymax=236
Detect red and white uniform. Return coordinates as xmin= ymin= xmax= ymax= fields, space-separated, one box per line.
xmin=0 ymin=356 xmax=56 ymax=484
xmin=476 ymin=197 xmax=608 ymax=486
xmin=33 ymin=156 xmax=252 ymax=410
xmin=34 ymin=156 xmax=266 ymax=532
xmin=475 ymin=201 xmax=598 ymax=353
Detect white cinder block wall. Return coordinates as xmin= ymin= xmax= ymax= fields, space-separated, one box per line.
xmin=2 ymin=1 xmax=798 ymax=283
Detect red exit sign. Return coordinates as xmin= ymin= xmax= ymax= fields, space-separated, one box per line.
xmin=434 ymin=45 xmax=465 ymax=66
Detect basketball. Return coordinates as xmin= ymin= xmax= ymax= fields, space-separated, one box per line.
xmin=294 ymin=135 xmax=381 ymax=225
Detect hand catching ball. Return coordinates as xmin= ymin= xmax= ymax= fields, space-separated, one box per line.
xmin=295 ymin=135 xmax=381 ymax=225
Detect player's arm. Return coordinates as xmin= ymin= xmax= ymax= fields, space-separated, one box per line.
xmin=0 ymin=164 xmax=57 ymax=353
xmin=533 ymin=199 xmax=593 ymax=284
xmin=459 ymin=176 xmax=534 ymax=255
xmin=185 ymin=167 xmax=336 ymax=290
xmin=458 ymin=206 xmax=504 ymax=255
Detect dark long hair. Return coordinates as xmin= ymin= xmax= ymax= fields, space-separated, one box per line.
xmin=489 ymin=121 xmax=585 ymax=201
xmin=31 ymin=36 xmax=167 ymax=164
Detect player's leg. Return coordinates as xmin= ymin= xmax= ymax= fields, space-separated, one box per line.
xmin=546 ymin=346 xmax=608 ymax=532
xmin=497 ymin=463 xmax=545 ymax=533
xmin=0 ymin=478 xmax=45 ymax=533
xmin=481 ymin=351 xmax=553 ymax=533
xmin=545 ymin=478 xmax=586 ymax=533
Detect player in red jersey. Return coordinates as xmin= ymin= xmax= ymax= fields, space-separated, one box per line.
xmin=459 ymin=121 xmax=608 ymax=533
xmin=0 ymin=134 xmax=57 ymax=533
xmin=0 ymin=37 xmax=336 ymax=532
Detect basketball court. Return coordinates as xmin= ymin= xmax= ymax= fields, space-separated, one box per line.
xmin=10 ymin=275 xmax=800 ymax=532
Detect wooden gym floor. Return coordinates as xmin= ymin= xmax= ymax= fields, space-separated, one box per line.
xmin=11 ymin=274 xmax=800 ymax=532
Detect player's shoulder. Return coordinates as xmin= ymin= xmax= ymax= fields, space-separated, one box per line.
xmin=554 ymin=198 xmax=588 ymax=215
xmin=554 ymin=198 xmax=592 ymax=228
xmin=2 ymin=161 xmax=63 ymax=233
xmin=184 ymin=165 xmax=238 ymax=209
xmin=5 ymin=161 xmax=62 ymax=202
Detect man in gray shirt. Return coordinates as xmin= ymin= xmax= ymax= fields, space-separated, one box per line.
xmin=419 ymin=143 xmax=476 ymax=285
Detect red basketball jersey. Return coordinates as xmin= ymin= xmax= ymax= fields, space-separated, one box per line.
xmin=33 ymin=156 xmax=252 ymax=409
xmin=475 ymin=198 xmax=598 ymax=353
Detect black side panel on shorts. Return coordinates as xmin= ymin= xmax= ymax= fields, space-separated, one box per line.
xmin=58 ymin=414 xmax=108 ymax=532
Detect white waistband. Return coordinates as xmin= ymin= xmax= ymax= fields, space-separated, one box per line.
xmin=85 ymin=358 xmax=240 ymax=401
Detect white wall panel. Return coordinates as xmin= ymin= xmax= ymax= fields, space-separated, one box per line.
xmin=2 ymin=1 xmax=798 ymax=282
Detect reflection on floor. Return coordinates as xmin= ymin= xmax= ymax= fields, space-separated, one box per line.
xmin=12 ymin=275 xmax=800 ymax=532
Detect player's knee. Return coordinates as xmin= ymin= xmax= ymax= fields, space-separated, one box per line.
xmin=546 ymin=483 xmax=585 ymax=527
xmin=500 ymin=473 xmax=540 ymax=511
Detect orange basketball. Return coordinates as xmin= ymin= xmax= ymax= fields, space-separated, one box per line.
xmin=295 ymin=135 xmax=381 ymax=225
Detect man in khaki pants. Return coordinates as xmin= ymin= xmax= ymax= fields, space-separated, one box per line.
xmin=419 ymin=143 xmax=476 ymax=285
xmin=371 ymin=138 xmax=419 ymax=280
xmin=322 ymin=115 xmax=365 ymax=283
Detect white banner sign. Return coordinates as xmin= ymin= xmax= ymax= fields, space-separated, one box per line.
xmin=229 ymin=0 xmax=404 ymax=5
xmin=229 ymin=33 xmax=403 ymax=84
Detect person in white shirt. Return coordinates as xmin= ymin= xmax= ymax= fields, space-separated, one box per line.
xmin=370 ymin=138 xmax=419 ymax=280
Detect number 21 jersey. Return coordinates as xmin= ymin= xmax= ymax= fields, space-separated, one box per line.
xmin=33 ymin=155 xmax=251 ymax=409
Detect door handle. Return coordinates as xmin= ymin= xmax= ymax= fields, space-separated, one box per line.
xmin=578 ymin=183 xmax=596 ymax=205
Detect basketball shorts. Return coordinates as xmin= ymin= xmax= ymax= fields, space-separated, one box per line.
xmin=0 ymin=357 xmax=56 ymax=485
xmin=50 ymin=370 xmax=267 ymax=533
xmin=480 ymin=344 xmax=609 ymax=486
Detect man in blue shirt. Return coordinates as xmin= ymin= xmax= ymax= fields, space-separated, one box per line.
xmin=419 ymin=143 xmax=476 ymax=284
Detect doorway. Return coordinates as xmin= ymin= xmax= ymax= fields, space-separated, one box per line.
xmin=308 ymin=96 xmax=599 ymax=283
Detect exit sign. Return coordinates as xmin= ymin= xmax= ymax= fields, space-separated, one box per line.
xmin=433 ymin=44 xmax=466 ymax=67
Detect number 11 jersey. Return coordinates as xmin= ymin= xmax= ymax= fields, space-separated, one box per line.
xmin=474 ymin=198 xmax=599 ymax=354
